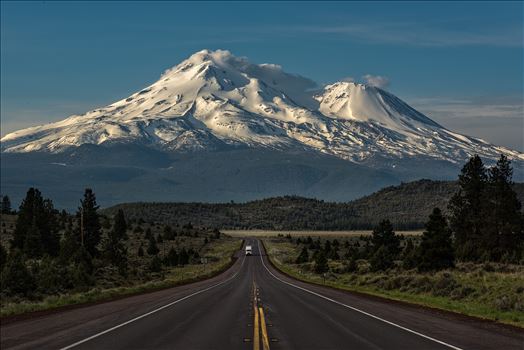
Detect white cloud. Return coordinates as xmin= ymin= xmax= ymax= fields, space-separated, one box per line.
xmin=341 ymin=76 xmax=355 ymax=83
xmin=362 ymin=74 xmax=390 ymax=88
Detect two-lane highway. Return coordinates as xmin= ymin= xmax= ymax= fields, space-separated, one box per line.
xmin=1 ymin=240 xmax=523 ymax=349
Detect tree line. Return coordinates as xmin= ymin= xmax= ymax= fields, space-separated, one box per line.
xmin=294 ymin=155 xmax=524 ymax=273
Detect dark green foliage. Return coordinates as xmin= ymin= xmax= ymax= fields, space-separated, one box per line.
xmin=295 ymin=246 xmax=309 ymax=264
xmin=103 ymin=180 xmax=524 ymax=231
xmin=314 ymin=250 xmax=328 ymax=274
xmin=1 ymin=195 xmax=11 ymax=214
xmin=144 ymin=228 xmax=153 ymax=240
xmin=156 ymin=234 xmax=163 ymax=243
xmin=147 ymin=235 xmax=159 ymax=256
xmin=371 ymin=219 xmax=400 ymax=257
xmin=370 ymin=245 xmax=394 ymax=271
xmin=416 ymin=208 xmax=454 ymax=271
xmin=369 ymin=220 xmax=400 ymax=271
xmin=0 ymin=244 xmax=7 ymax=268
xmin=113 ymin=209 xmax=128 ymax=240
xmin=1 ymin=250 xmax=35 ymax=296
xmin=449 ymin=155 xmax=523 ymax=262
xmin=163 ymin=225 xmax=176 ymax=240
xmin=35 ymin=256 xmax=65 ymax=294
xmin=149 ymin=256 xmax=162 ymax=272
xmin=78 ymin=189 xmax=101 ymax=257
xmin=449 ymin=155 xmax=488 ymax=261
xmin=12 ymin=188 xmax=59 ymax=257
xmin=137 ymin=244 xmax=144 ymax=257
xmin=165 ymin=247 xmax=179 ymax=266
xmin=402 ymin=238 xmax=417 ymax=269
xmin=178 ymin=248 xmax=189 ymax=266
xmin=485 ymin=155 xmax=523 ymax=261
xmin=345 ymin=256 xmax=358 ymax=272
xmin=213 ymin=228 xmax=221 ymax=239
xmin=23 ymin=220 xmax=42 ymax=257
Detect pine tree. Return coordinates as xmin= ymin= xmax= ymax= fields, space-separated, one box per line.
xmin=149 ymin=256 xmax=162 ymax=272
xmin=23 ymin=219 xmax=42 ymax=257
xmin=178 ymin=248 xmax=189 ymax=265
xmin=402 ymin=238 xmax=417 ymax=269
xmin=137 ymin=244 xmax=144 ymax=257
xmin=448 ymin=155 xmax=488 ymax=261
xmin=371 ymin=219 xmax=400 ymax=257
xmin=416 ymin=208 xmax=454 ymax=271
xmin=1 ymin=195 xmax=11 ymax=214
xmin=370 ymin=245 xmax=392 ymax=271
xmin=314 ymin=250 xmax=328 ymax=274
xmin=0 ymin=244 xmax=7 ymax=268
xmin=12 ymin=188 xmax=59 ymax=257
xmin=113 ymin=209 xmax=128 ymax=240
xmin=166 ymin=247 xmax=179 ymax=266
xmin=295 ymin=246 xmax=309 ymax=264
xmin=147 ymin=235 xmax=159 ymax=256
xmin=486 ymin=155 xmax=523 ymax=261
xmin=78 ymin=189 xmax=101 ymax=257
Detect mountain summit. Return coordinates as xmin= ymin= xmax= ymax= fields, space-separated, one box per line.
xmin=1 ymin=50 xmax=522 ymax=207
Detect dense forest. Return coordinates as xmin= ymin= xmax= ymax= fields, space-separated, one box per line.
xmin=102 ymin=179 xmax=524 ymax=230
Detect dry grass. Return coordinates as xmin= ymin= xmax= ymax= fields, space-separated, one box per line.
xmin=223 ymin=229 xmax=422 ymax=238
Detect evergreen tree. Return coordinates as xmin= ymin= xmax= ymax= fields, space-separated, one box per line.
xmin=369 ymin=220 xmax=400 ymax=271
xmin=178 ymin=248 xmax=189 ymax=265
xmin=149 ymin=255 xmax=162 ymax=272
xmin=0 ymin=250 xmax=35 ymax=296
xmin=12 ymin=188 xmax=59 ymax=257
xmin=485 ymin=155 xmax=524 ymax=261
xmin=371 ymin=219 xmax=400 ymax=257
xmin=0 ymin=244 xmax=7 ymax=268
xmin=147 ymin=235 xmax=159 ymax=256
xmin=137 ymin=244 xmax=144 ymax=257
xmin=113 ymin=209 xmax=128 ymax=240
xmin=166 ymin=247 xmax=179 ymax=266
xmin=1 ymin=195 xmax=11 ymax=214
xmin=78 ymin=189 xmax=101 ymax=257
xmin=103 ymin=229 xmax=128 ymax=276
xmin=370 ymin=245 xmax=393 ymax=271
xmin=157 ymin=233 xmax=163 ymax=244
xmin=145 ymin=227 xmax=153 ymax=240
xmin=401 ymin=238 xmax=417 ymax=269
xmin=295 ymin=246 xmax=309 ymax=264
xmin=23 ymin=219 xmax=42 ymax=257
xmin=416 ymin=208 xmax=454 ymax=271
xmin=314 ymin=250 xmax=328 ymax=274
xmin=448 ymin=155 xmax=488 ymax=261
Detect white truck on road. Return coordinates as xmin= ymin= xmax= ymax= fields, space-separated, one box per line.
xmin=245 ymin=245 xmax=253 ymax=256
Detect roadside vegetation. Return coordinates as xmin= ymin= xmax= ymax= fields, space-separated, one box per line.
xmin=265 ymin=155 xmax=524 ymax=327
xmin=0 ymin=190 xmax=241 ymax=317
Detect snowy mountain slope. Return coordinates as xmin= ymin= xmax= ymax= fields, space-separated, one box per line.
xmin=2 ymin=49 xmax=523 ymax=168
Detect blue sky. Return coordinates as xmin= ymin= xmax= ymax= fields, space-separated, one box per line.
xmin=1 ymin=1 xmax=523 ymax=150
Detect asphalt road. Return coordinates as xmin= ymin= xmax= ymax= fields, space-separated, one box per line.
xmin=1 ymin=239 xmax=523 ymax=350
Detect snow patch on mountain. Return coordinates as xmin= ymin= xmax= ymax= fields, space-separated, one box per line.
xmin=2 ymin=49 xmax=523 ymax=166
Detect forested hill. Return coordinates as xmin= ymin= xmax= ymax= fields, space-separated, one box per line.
xmin=102 ymin=180 xmax=524 ymax=230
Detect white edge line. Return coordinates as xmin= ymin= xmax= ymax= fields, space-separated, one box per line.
xmin=59 ymin=253 xmax=246 ymax=350
xmin=257 ymin=241 xmax=464 ymax=350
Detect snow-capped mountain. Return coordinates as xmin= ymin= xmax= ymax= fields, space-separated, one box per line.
xmin=2 ymin=49 xmax=522 ymax=165
xmin=1 ymin=50 xmax=523 ymax=208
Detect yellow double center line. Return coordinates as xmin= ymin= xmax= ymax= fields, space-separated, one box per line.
xmin=253 ymin=282 xmax=270 ymax=350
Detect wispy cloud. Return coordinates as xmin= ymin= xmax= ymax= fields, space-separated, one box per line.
xmin=362 ymin=74 xmax=390 ymax=88
xmin=410 ymin=95 xmax=524 ymax=151
xmin=280 ymin=22 xmax=523 ymax=47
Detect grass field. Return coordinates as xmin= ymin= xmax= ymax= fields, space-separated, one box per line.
xmin=0 ymin=238 xmax=242 ymax=318
xmin=223 ymin=230 xmax=423 ymax=237
xmin=264 ymin=238 xmax=524 ymax=328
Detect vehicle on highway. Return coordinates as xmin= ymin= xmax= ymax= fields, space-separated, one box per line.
xmin=245 ymin=245 xmax=253 ymax=256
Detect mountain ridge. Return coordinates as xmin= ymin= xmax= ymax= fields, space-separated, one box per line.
xmin=1 ymin=49 xmax=522 ymax=208
xmin=2 ymin=49 xmax=522 ymax=166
